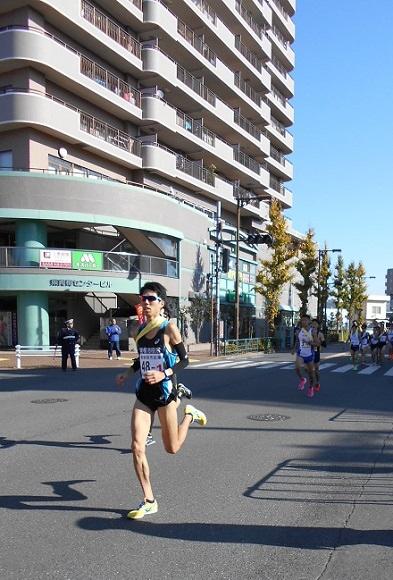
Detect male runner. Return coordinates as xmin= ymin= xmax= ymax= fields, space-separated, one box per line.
xmin=293 ymin=314 xmax=316 ymax=398
xmin=311 ymin=319 xmax=325 ymax=393
xmin=116 ymin=282 xmax=207 ymax=519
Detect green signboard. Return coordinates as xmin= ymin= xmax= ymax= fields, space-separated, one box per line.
xmin=71 ymin=251 xmax=103 ymax=271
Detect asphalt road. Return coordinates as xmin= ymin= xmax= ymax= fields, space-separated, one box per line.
xmin=1 ymin=353 xmax=393 ymax=580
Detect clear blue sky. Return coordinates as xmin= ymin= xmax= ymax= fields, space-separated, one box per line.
xmin=289 ymin=0 xmax=393 ymax=295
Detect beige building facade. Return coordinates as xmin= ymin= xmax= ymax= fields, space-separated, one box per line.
xmin=0 ymin=0 xmax=296 ymax=346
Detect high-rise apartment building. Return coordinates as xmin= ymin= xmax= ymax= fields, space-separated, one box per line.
xmin=0 ymin=0 xmax=295 ymax=346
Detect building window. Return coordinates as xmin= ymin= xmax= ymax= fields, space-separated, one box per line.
xmin=48 ymin=155 xmax=108 ymax=180
xmin=371 ymin=305 xmax=381 ymax=314
xmin=0 ymin=150 xmax=12 ymax=170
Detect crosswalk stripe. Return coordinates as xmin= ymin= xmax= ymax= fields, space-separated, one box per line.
xmin=332 ymin=364 xmax=354 ymax=373
xmin=383 ymin=367 xmax=393 ymax=376
xmin=191 ymin=359 xmax=236 ymax=368
xmin=317 ymin=363 xmax=337 ymax=370
xmin=358 ymin=365 xmax=381 ymax=375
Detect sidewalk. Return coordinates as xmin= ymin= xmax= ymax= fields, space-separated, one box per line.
xmin=0 ymin=342 xmax=349 ymax=370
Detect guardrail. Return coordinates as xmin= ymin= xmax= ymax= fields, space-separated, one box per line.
xmin=222 ymin=337 xmax=274 ymax=355
xmin=15 ymin=344 xmax=80 ymax=368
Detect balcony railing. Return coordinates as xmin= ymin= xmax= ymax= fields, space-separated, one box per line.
xmin=177 ymin=65 xmax=216 ymax=106
xmin=0 ymin=247 xmax=178 ymax=278
xmin=178 ymin=20 xmax=216 ymax=66
xmin=233 ymin=148 xmax=260 ymax=174
xmin=233 ymin=110 xmax=261 ymax=141
xmin=234 ymin=0 xmax=266 ymax=40
xmin=270 ymin=116 xmax=287 ymax=136
xmin=176 ymin=111 xmax=215 ymax=147
xmin=271 ymin=85 xmax=288 ymax=108
xmin=233 ymin=183 xmax=259 ymax=206
xmin=129 ymin=0 xmax=142 ymax=9
xmin=234 ymin=72 xmax=261 ymax=106
xmin=271 ymin=0 xmax=289 ymax=20
xmin=81 ymin=0 xmax=141 ymax=58
xmin=270 ymin=145 xmax=284 ymax=165
xmin=176 ymin=155 xmax=215 ymax=186
xmin=80 ymin=112 xmax=142 ymax=155
xmin=271 ymin=25 xmax=288 ymax=48
xmin=270 ymin=174 xmax=285 ymax=193
xmin=80 ymin=56 xmax=141 ymax=107
xmin=235 ymin=36 xmax=262 ymax=73
xmin=190 ymin=0 xmax=217 ymax=25
xmin=271 ymin=55 xmax=288 ymax=78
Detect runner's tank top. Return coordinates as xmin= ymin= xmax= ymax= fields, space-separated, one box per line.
xmin=136 ymin=320 xmax=178 ymax=398
xmin=297 ymin=328 xmax=313 ymax=358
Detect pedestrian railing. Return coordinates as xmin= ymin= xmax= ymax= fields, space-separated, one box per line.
xmin=15 ymin=344 xmax=80 ymax=369
xmin=222 ymin=337 xmax=274 ymax=355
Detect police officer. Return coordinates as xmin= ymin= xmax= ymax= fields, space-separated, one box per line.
xmin=105 ymin=317 xmax=122 ymax=360
xmin=57 ymin=318 xmax=80 ymax=371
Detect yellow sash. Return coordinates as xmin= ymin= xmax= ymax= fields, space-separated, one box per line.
xmin=135 ymin=316 xmax=166 ymax=345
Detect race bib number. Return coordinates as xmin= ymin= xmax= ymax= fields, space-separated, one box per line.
xmin=140 ymin=350 xmax=164 ymax=378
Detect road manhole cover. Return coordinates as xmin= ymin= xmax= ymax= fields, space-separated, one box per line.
xmin=31 ymin=398 xmax=69 ymax=404
xmin=248 ymin=414 xmax=290 ymax=422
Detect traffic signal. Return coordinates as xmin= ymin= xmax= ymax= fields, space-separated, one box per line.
xmin=246 ymin=233 xmax=273 ymax=246
xmin=222 ymin=248 xmax=230 ymax=273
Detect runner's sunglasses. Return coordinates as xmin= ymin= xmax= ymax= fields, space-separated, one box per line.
xmin=140 ymin=295 xmax=162 ymax=303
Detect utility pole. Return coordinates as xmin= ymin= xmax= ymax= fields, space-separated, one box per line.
xmin=214 ymin=201 xmax=222 ymax=356
xmin=235 ymin=197 xmax=242 ymax=340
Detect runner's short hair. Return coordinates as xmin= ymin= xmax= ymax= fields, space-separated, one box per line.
xmin=139 ymin=282 xmax=167 ymax=301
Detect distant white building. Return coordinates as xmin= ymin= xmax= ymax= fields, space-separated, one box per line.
xmin=363 ymin=294 xmax=390 ymax=322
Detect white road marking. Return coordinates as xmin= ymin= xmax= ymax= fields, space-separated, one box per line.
xmin=358 ymin=365 xmax=381 ymax=375
xmin=332 ymin=364 xmax=354 ymax=373
xmin=317 ymin=363 xmax=337 ymax=370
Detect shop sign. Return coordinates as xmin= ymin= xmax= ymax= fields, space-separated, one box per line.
xmin=49 ymin=279 xmax=111 ymax=289
xmin=40 ymin=249 xmax=72 ymax=269
xmin=72 ymin=251 xmax=103 ymax=271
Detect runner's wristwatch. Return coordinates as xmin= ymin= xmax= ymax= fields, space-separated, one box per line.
xmin=163 ymin=369 xmax=171 ymax=379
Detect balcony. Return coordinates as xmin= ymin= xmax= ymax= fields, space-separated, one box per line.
xmin=176 ymin=154 xmax=215 ymax=186
xmin=234 ymin=36 xmax=263 ymax=73
xmin=234 ymin=72 xmax=260 ymax=106
xmin=190 ymin=0 xmax=217 ymax=25
xmin=80 ymin=56 xmax=141 ymax=107
xmin=233 ymin=148 xmax=260 ymax=174
xmin=234 ymin=0 xmax=266 ymax=40
xmin=81 ymin=0 xmax=141 ymax=59
xmin=177 ymin=64 xmax=216 ymax=106
xmin=80 ymin=112 xmax=142 ymax=155
xmin=233 ymin=110 xmax=261 ymax=141
xmin=178 ymin=20 xmax=216 ymax=66
xmin=0 ymin=247 xmax=178 ymax=277
xmin=176 ymin=110 xmax=216 ymax=147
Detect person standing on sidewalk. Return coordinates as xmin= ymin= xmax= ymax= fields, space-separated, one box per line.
xmin=116 ymin=281 xmax=207 ymax=520
xmin=56 ymin=319 xmax=80 ymax=372
xmin=105 ymin=318 xmax=122 ymax=360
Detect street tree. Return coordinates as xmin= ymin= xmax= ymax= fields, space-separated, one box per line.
xmin=294 ymin=228 xmax=318 ymax=316
xmin=187 ymin=294 xmax=210 ymax=344
xmin=331 ymin=254 xmax=346 ymax=332
xmin=255 ymin=199 xmax=296 ymax=335
xmin=343 ymin=261 xmax=368 ymax=324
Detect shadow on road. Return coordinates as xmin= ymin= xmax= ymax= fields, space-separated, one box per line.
xmin=1 ymin=478 xmax=392 ymax=549
xmin=77 ymin=516 xmax=393 ymax=549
